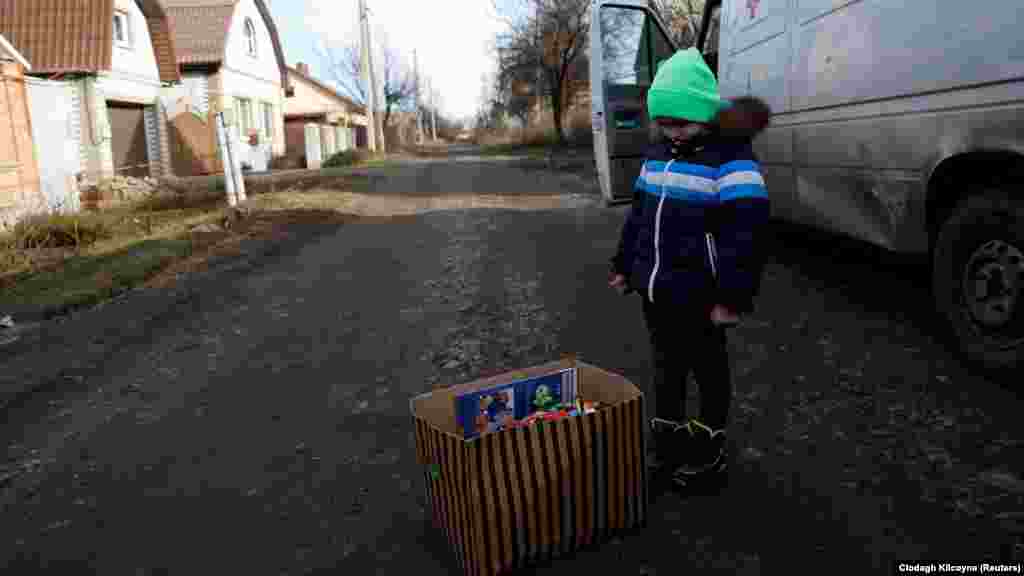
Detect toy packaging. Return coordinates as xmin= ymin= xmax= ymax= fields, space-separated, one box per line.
xmin=455 ymin=367 xmax=583 ymax=439
xmin=409 ymin=358 xmax=647 ymax=576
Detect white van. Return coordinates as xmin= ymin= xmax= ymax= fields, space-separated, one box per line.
xmin=589 ymin=0 xmax=1024 ymax=373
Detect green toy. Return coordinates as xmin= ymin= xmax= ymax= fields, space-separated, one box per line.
xmin=532 ymin=384 xmax=558 ymax=411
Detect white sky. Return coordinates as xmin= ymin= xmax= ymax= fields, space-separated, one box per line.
xmin=274 ymin=0 xmax=505 ymax=121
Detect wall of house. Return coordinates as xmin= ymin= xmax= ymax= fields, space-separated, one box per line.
xmin=97 ymin=0 xmax=162 ymax=105
xmin=219 ymin=0 xmax=286 ymax=168
xmin=285 ymin=74 xmax=349 ymax=120
xmin=78 ymin=77 xmax=115 ymax=183
xmin=161 ymin=73 xmax=210 ymax=118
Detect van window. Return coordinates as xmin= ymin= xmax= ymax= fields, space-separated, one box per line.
xmin=600 ymin=6 xmax=676 ymax=87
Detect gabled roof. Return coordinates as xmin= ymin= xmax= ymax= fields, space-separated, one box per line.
xmin=0 ymin=0 xmax=180 ymax=83
xmin=164 ymin=0 xmax=292 ymax=96
xmin=287 ymin=65 xmax=365 ymax=115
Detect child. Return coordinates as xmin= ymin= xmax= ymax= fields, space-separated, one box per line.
xmin=607 ymin=48 xmax=772 ymax=491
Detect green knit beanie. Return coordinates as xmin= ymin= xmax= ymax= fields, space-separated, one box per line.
xmin=647 ymin=48 xmax=723 ymax=124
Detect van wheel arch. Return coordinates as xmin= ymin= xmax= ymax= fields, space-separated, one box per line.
xmin=926 ymin=150 xmax=1024 ymax=249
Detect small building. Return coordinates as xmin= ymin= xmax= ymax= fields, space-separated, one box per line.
xmin=0 ymin=0 xmax=182 ymax=187
xmin=283 ymin=62 xmax=367 ymax=169
xmin=162 ymin=0 xmax=293 ymax=175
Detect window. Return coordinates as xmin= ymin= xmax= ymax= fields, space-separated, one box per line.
xmin=113 ymin=10 xmax=132 ymax=48
xmin=244 ymin=18 xmax=257 ymax=57
xmin=600 ymin=6 xmax=675 ymax=87
xmin=262 ymin=102 xmax=274 ymax=139
xmin=236 ymin=97 xmax=253 ymax=135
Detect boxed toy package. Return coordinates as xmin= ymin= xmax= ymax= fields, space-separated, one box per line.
xmin=409 ymin=357 xmax=647 ymax=576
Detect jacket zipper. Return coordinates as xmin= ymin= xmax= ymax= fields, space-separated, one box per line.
xmin=706 ymin=232 xmax=718 ymax=280
xmin=647 ymin=160 xmax=675 ymax=303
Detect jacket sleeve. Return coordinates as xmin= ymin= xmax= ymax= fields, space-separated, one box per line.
xmin=610 ymin=161 xmax=648 ymax=278
xmin=713 ymin=151 xmax=771 ymax=315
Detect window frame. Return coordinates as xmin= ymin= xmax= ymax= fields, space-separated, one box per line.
xmin=600 ymin=5 xmax=675 ymax=88
xmin=236 ymin=97 xmax=253 ymax=135
xmin=113 ymin=9 xmax=133 ymax=49
xmin=262 ymin=102 xmax=274 ymax=139
xmin=244 ymin=18 xmax=258 ymax=57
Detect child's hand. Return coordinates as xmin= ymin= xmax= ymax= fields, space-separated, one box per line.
xmin=608 ymin=273 xmax=628 ymax=295
xmin=711 ymin=304 xmax=741 ymax=326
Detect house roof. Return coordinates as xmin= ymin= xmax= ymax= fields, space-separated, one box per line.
xmin=287 ymin=65 xmax=364 ymax=115
xmin=0 ymin=0 xmax=180 ymax=83
xmin=164 ymin=0 xmax=292 ymax=96
xmin=0 ymin=32 xmax=29 ymax=69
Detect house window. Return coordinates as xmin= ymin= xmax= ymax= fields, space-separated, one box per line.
xmin=244 ymin=18 xmax=257 ymax=57
xmin=113 ymin=10 xmax=132 ymax=49
xmin=236 ymin=97 xmax=253 ymax=135
xmin=262 ymin=102 xmax=274 ymax=139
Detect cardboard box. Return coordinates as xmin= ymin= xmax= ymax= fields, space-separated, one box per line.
xmin=410 ymin=358 xmax=648 ymax=576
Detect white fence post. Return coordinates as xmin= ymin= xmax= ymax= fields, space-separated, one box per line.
xmin=215 ymin=111 xmax=238 ymax=207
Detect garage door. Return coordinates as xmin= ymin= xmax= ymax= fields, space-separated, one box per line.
xmin=107 ymin=103 xmax=150 ymax=178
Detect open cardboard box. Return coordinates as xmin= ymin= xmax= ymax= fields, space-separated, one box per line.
xmin=410 ymin=358 xmax=647 ymax=576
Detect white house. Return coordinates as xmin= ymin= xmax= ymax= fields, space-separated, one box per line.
xmin=283 ymin=63 xmax=368 ymax=169
xmin=0 ymin=0 xmax=181 ymax=195
xmin=163 ymin=0 xmax=293 ymax=175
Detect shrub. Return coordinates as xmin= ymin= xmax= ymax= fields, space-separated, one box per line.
xmin=8 ymin=212 xmax=113 ymax=250
xmin=323 ymin=149 xmax=369 ymax=168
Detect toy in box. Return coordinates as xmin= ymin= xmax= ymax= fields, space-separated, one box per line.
xmin=455 ymin=368 xmax=578 ymax=439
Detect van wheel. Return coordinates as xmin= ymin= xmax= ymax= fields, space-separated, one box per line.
xmin=933 ymin=189 xmax=1024 ymax=373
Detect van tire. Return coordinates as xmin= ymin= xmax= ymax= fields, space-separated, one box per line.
xmin=933 ymin=189 xmax=1024 ymax=374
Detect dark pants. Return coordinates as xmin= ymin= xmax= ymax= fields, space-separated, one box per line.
xmin=642 ymin=297 xmax=732 ymax=431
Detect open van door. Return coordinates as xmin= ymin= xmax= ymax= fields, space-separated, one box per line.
xmin=590 ymin=1 xmax=678 ymax=205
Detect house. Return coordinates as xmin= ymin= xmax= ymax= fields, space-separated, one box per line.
xmin=282 ymin=62 xmax=367 ymax=169
xmin=0 ymin=33 xmax=41 ymax=228
xmin=162 ymin=0 xmax=293 ymax=175
xmin=0 ymin=0 xmax=181 ymax=190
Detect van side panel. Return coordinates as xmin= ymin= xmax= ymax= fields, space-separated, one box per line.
xmin=791 ymin=0 xmax=1024 ymax=111
xmin=718 ymin=0 xmax=1024 ymax=253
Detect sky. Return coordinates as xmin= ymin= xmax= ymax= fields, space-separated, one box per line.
xmin=269 ymin=0 xmax=505 ymax=122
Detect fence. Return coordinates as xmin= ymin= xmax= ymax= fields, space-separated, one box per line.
xmin=0 ymin=60 xmax=42 ymax=229
xmin=25 ymin=76 xmax=81 ymax=215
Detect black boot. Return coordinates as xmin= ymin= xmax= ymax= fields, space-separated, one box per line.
xmin=648 ymin=418 xmax=694 ymax=475
xmin=671 ymin=419 xmax=728 ymax=493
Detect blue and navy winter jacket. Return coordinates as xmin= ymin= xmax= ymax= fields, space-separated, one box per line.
xmin=611 ymin=138 xmax=771 ymax=314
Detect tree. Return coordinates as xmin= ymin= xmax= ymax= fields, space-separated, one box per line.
xmin=492 ymin=0 xmax=590 ymax=146
xmin=648 ymin=0 xmax=705 ymax=49
xmin=318 ymin=33 xmax=416 ymax=132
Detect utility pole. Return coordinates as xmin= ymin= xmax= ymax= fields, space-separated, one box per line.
xmin=358 ymin=0 xmax=376 ymax=152
xmin=368 ymin=1 xmax=385 ymax=152
xmin=414 ymin=50 xmax=423 ymax=144
xmin=429 ymin=78 xmax=437 ymax=141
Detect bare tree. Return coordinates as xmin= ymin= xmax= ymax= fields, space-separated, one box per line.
xmin=318 ymin=34 xmax=416 ymax=131
xmin=492 ymin=0 xmax=590 ymax=146
xmin=648 ymin=0 xmax=705 ymax=48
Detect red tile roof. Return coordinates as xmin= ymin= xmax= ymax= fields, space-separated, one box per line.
xmin=164 ymin=0 xmax=292 ymax=95
xmin=0 ymin=0 xmax=180 ymax=83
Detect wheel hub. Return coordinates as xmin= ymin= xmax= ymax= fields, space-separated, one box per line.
xmin=962 ymin=239 xmax=1022 ymax=329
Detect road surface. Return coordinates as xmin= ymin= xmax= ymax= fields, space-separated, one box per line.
xmin=1 ymin=148 xmax=1021 ymax=574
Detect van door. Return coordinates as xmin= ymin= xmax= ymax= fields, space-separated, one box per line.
xmin=590 ymin=1 xmax=677 ymax=204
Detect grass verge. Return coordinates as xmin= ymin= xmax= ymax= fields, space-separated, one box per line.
xmin=0 ymin=190 xmax=359 ymax=321
xmin=1 ymin=238 xmax=193 ymax=317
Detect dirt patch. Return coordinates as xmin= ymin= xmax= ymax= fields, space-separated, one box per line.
xmin=144 ymin=209 xmax=357 ymax=290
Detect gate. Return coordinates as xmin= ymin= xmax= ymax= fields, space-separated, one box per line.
xmin=170 ymin=110 xmax=222 ymax=176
